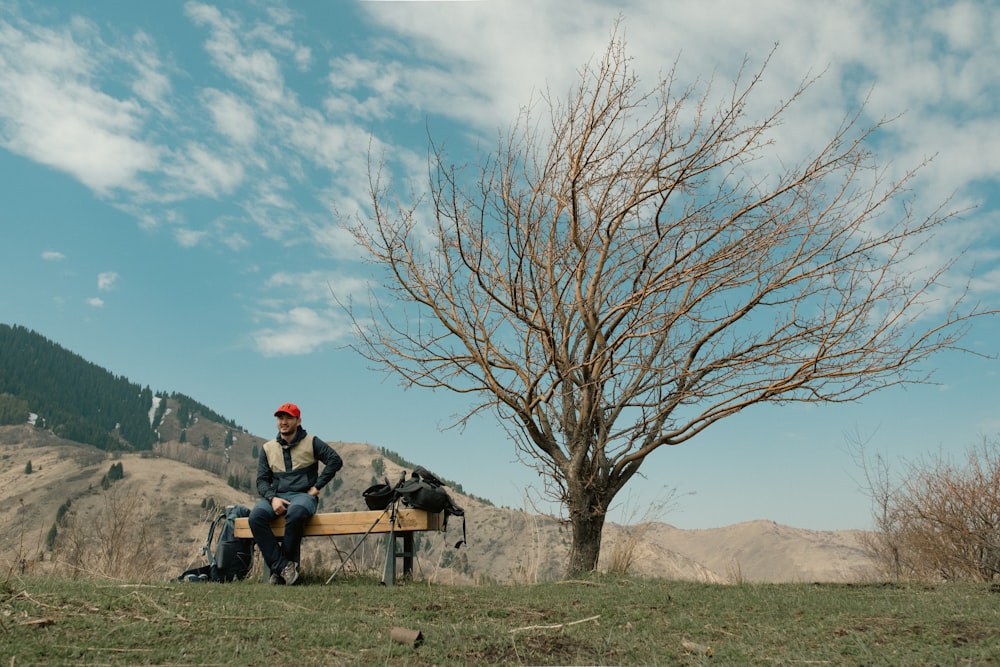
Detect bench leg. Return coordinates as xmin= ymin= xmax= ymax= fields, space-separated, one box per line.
xmin=382 ymin=529 xmax=396 ymax=586
xmin=381 ymin=531 xmax=417 ymax=586
xmin=401 ymin=532 xmax=414 ymax=577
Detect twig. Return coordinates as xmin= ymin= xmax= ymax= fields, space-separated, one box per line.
xmin=84 ymin=647 xmax=153 ymax=653
xmin=128 ymin=590 xmax=187 ymax=620
xmin=511 ymin=614 xmax=600 ymax=633
xmin=555 ymin=579 xmax=600 ymax=586
xmin=681 ymin=639 xmax=713 ymax=657
xmin=10 ymin=590 xmax=57 ymax=609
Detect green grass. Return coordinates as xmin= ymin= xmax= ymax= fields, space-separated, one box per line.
xmin=3 ymin=573 xmax=999 ymax=665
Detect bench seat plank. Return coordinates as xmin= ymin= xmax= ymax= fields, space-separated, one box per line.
xmin=232 ymin=508 xmax=443 ymax=539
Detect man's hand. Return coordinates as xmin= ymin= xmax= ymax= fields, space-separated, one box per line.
xmin=271 ymin=497 xmax=290 ymax=516
xmin=308 ymin=486 xmax=320 ymax=498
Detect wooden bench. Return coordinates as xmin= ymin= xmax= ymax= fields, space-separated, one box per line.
xmin=233 ymin=508 xmax=444 ymax=585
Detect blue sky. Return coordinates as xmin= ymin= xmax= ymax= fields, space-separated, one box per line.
xmin=1 ymin=0 xmax=998 ymax=530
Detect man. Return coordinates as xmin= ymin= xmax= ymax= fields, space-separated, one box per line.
xmin=249 ymin=402 xmax=343 ymax=585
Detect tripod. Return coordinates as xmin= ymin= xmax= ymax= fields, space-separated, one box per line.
xmin=380 ymin=490 xmax=412 ymax=586
xmin=326 ymin=473 xmax=409 ymax=585
xmin=324 ymin=503 xmax=393 ymax=585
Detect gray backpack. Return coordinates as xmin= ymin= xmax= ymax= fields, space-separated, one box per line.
xmin=179 ymin=504 xmax=254 ymax=582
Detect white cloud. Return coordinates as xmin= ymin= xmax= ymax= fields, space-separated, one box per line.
xmin=326 ymin=55 xmax=410 ymax=121
xmin=355 ymin=0 xmax=999 ymax=282
xmin=128 ymin=31 xmax=172 ymax=113
xmin=249 ymin=269 xmax=372 ymax=355
xmin=175 ymin=228 xmax=207 ymax=247
xmin=97 ymin=271 xmax=118 ymax=290
xmin=348 ymin=0 xmax=999 ymax=189
xmin=41 ymin=250 xmax=65 ymax=261
xmin=234 ymin=0 xmax=999 ymax=355
xmin=86 ymin=297 xmax=104 ymax=307
xmin=256 ymin=6 xmax=312 ymax=71
xmin=203 ymin=88 xmax=258 ymax=144
xmin=0 ymin=17 xmax=161 ymax=194
xmin=265 ymin=269 xmax=368 ymax=303
xmin=313 ymin=223 xmax=361 ymax=261
xmin=3 ymin=0 xmax=997 ymax=357
xmin=252 ymin=306 xmax=350 ymax=356
xmin=221 ymin=232 xmax=250 ymax=251
xmin=185 ymin=2 xmax=291 ymax=106
xmin=928 ymin=0 xmax=988 ymax=51
xmin=165 ymin=142 xmax=245 ymax=197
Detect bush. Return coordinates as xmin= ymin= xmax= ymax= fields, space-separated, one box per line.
xmin=860 ymin=436 xmax=1000 ymax=582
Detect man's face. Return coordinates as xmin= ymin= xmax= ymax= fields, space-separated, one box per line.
xmin=276 ymin=412 xmax=300 ymax=437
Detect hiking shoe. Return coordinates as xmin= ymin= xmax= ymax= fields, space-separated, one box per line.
xmin=268 ymin=572 xmax=285 ymax=585
xmin=281 ymin=561 xmax=300 ymax=586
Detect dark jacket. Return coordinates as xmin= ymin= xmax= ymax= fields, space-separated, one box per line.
xmin=256 ymin=427 xmax=343 ymax=501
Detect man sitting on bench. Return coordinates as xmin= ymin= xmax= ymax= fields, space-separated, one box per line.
xmin=249 ymin=402 xmax=343 ymax=585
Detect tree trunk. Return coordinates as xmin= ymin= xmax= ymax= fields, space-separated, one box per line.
xmin=566 ymin=500 xmax=607 ymax=577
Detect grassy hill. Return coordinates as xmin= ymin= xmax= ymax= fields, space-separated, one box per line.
xmin=0 ymin=423 xmax=876 ymax=585
xmin=0 ymin=323 xmax=879 ymax=584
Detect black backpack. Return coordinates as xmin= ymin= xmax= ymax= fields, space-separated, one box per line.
xmin=363 ymin=479 xmax=395 ymax=510
xmin=396 ymin=467 xmax=467 ymax=548
xmin=178 ymin=504 xmax=254 ymax=582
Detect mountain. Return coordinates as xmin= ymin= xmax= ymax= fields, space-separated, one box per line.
xmin=0 ymin=324 xmax=877 ymax=583
xmin=0 ymin=323 xmax=245 ymax=454
xmin=0 ymin=421 xmax=876 ymax=584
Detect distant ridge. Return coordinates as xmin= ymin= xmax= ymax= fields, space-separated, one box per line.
xmin=0 ymin=323 xmax=878 ymax=583
xmin=0 ymin=420 xmax=877 ymax=584
xmin=0 ymin=323 xmax=248 ymax=452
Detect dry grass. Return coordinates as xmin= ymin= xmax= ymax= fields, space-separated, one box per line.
xmin=42 ymin=483 xmax=190 ymax=580
xmin=1 ymin=427 xmax=878 ymax=586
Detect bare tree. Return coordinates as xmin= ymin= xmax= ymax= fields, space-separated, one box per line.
xmin=50 ymin=483 xmax=169 ymax=580
xmin=858 ymin=437 xmax=1000 ymax=582
xmin=347 ymin=31 xmax=993 ymax=576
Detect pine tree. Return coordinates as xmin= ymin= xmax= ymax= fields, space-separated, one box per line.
xmin=45 ymin=523 xmax=58 ymax=551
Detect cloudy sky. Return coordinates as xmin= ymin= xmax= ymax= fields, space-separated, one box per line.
xmin=1 ymin=0 xmax=998 ymax=530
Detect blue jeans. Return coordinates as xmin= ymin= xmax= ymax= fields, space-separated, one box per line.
xmin=248 ymin=492 xmax=318 ymax=575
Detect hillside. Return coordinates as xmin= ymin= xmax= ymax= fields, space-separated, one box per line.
xmin=0 ymin=323 xmax=246 ymax=456
xmin=0 ymin=424 xmax=876 ymax=584
xmin=0 ymin=324 xmax=880 ymax=583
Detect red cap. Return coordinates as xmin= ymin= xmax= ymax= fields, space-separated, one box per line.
xmin=273 ymin=403 xmax=301 ymax=418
